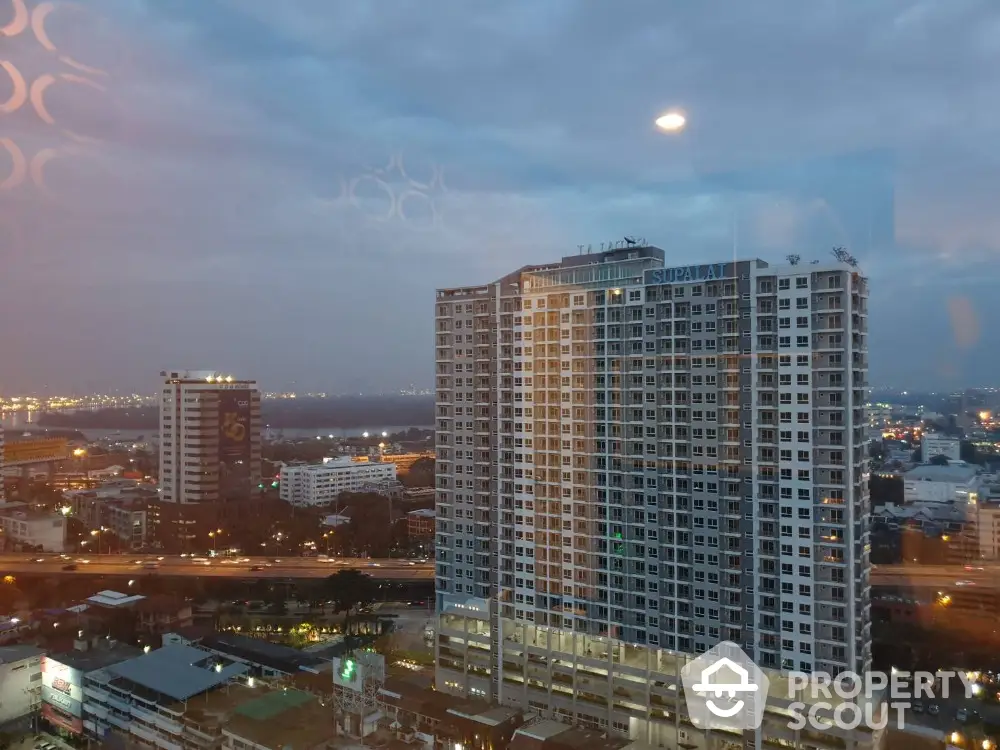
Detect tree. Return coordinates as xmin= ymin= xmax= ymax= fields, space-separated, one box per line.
xmin=929 ymin=454 xmax=950 ymax=466
xmin=325 ymin=569 xmax=377 ymax=628
xmin=400 ymin=457 xmax=435 ymax=488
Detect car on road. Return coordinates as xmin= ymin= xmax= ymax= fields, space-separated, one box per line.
xmin=32 ymin=558 xmax=45 ymax=563
xmin=62 ymin=564 xmax=77 ymax=571
xmin=269 ymin=558 xmax=281 ymax=563
xmin=956 ymin=580 xmax=976 ymax=587
xmin=250 ymin=565 xmax=264 ymax=571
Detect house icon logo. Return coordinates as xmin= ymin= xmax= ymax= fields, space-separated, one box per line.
xmin=681 ymin=641 xmax=770 ymax=730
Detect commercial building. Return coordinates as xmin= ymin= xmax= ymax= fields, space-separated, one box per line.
xmin=0 ymin=645 xmax=43 ymax=728
xmin=434 ymin=246 xmax=871 ymax=746
xmin=0 ymin=426 xmax=5 ymax=503
xmin=902 ymin=463 xmax=981 ymax=505
xmin=41 ymin=639 xmax=143 ymax=737
xmin=158 ymin=370 xmax=262 ymax=505
xmin=279 ymin=456 xmax=397 ymax=507
xmin=920 ymin=432 xmax=961 ymax=463
xmin=0 ymin=503 xmax=66 ymax=551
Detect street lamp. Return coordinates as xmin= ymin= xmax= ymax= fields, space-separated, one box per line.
xmin=322 ymin=531 xmax=332 ymax=556
xmin=90 ymin=527 xmax=106 ymax=555
xmin=208 ymin=529 xmax=223 ymax=554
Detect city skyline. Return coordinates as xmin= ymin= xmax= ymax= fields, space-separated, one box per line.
xmin=2 ymin=1 xmax=999 ymax=393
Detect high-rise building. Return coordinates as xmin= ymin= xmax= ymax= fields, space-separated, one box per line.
xmin=158 ymin=370 xmax=262 ymax=505
xmin=434 ymin=246 xmax=871 ymax=745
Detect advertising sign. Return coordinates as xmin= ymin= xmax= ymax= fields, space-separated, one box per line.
xmin=645 ymin=263 xmax=731 ymax=285
xmin=41 ymin=656 xmax=83 ymax=702
xmin=42 ymin=685 xmax=82 ymax=717
xmin=218 ymin=389 xmax=252 ymax=464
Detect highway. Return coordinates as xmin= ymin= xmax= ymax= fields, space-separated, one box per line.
xmin=871 ymin=564 xmax=1000 ymax=591
xmin=0 ymin=553 xmax=993 ymax=589
xmin=0 ymin=553 xmax=434 ymax=581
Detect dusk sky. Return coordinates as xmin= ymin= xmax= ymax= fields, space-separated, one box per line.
xmin=2 ymin=0 xmax=999 ymax=395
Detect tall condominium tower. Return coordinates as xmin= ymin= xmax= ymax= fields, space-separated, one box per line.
xmin=434 ymin=246 xmax=871 ymax=746
xmin=158 ymin=370 xmax=262 ymax=505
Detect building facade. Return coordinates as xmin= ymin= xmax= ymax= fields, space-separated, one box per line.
xmin=158 ymin=370 xmax=262 ymax=505
xmin=0 ymin=645 xmax=42 ymax=728
xmin=433 ymin=247 xmax=871 ymax=745
xmin=279 ymin=457 xmax=397 ymax=506
xmin=920 ymin=433 xmax=961 ymax=464
xmin=902 ymin=464 xmax=980 ymax=505
xmin=0 ymin=505 xmax=66 ymax=551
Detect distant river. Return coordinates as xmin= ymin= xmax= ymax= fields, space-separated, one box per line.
xmin=0 ymin=412 xmax=432 ymax=442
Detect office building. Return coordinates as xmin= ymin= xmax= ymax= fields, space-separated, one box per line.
xmin=279 ymin=457 xmax=397 ymax=507
xmin=920 ymin=432 xmax=961 ymax=464
xmin=158 ymin=370 xmax=262 ymax=504
xmin=434 ymin=246 xmax=871 ymax=745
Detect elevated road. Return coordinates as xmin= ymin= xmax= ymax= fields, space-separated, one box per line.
xmin=0 ymin=556 xmax=993 ymax=589
xmin=871 ymin=564 xmax=1000 ymax=591
xmin=0 ymin=553 xmax=434 ymax=581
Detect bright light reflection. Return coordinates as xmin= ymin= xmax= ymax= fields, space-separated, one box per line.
xmin=655 ymin=111 xmax=687 ymax=132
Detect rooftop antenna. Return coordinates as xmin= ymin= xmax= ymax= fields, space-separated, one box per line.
xmin=786 ymin=254 xmax=801 ymax=266
xmin=831 ymin=246 xmax=852 ymax=263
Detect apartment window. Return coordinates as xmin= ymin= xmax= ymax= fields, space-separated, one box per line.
xmin=778 ymin=279 xmax=790 ymax=290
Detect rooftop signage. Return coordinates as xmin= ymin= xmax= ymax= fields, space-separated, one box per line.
xmin=645 ymin=263 xmax=730 ymax=285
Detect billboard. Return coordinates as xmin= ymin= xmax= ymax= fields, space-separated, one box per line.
xmin=218 ymin=389 xmax=253 ymax=496
xmin=42 ymin=656 xmax=83 ymax=717
xmin=218 ymin=389 xmax=252 ymax=464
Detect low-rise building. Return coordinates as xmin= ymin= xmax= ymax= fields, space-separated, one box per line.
xmin=134 ymin=596 xmax=193 ymax=637
xmin=921 ymin=432 xmax=962 ymax=463
xmin=0 ymin=504 xmax=66 ymax=551
xmin=0 ymin=645 xmax=43 ymax=728
xmin=67 ymin=486 xmax=151 ymax=550
xmin=903 ymin=463 xmax=981 ymax=505
xmin=407 ymin=508 xmax=435 ymax=540
xmin=41 ymin=639 xmax=143 ymax=737
xmin=279 ymin=457 xmax=397 ymax=507
xmin=164 ymin=630 xmax=329 ymax=679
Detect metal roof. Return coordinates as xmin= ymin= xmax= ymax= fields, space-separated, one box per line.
xmin=105 ymin=644 xmax=248 ymax=702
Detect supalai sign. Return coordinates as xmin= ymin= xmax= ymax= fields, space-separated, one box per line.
xmin=645 ymin=263 xmax=730 ymax=285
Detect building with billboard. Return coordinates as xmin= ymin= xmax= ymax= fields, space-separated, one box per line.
xmin=158 ymin=370 xmax=262 ymax=505
xmin=41 ymin=641 xmax=143 ymax=737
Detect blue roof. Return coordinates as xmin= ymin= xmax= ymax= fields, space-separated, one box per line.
xmin=106 ymin=644 xmax=248 ymax=702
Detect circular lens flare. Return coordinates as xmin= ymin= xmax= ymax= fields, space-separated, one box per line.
xmin=655 ymin=111 xmax=687 ymax=132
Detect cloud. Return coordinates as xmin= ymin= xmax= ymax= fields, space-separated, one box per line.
xmin=2 ymin=0 xmax=1000 ymax=392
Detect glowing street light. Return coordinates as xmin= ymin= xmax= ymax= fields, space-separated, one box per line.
xmin=655 ymin=110 xmax=687 ymax=133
